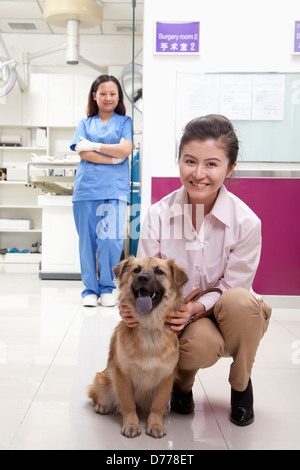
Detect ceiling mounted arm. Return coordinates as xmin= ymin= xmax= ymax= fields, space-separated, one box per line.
xmin=66 ymin=19 xmax=106 ymax=73
xmin=0 ymin=1 xmax=107 ymax=95
xmin=22 ymin=19 xmax=106 ymax=74
xmin=43 ymin=0 xmax=106 ymax=73
xmin=24 ymin=19 xmax=106 ymax=74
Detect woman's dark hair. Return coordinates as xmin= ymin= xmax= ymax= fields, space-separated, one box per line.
xmin=87 ymin=75 xmax=126 ymax=117
xmin=178 ymin=114 xmax=239 ymax=167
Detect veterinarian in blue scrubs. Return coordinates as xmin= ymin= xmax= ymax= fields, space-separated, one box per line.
xmin=71 ymin=75 xmax=132 ymax=307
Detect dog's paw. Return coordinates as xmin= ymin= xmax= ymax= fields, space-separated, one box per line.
xmin=93 ymin=403 xmax=109 ymax=415
xmin=121 ymin=423 xmax=141 ymax=438
xmin=146 ymin=423 xmax=166 ymax=439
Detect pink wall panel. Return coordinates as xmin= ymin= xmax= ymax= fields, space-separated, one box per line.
xmin=151 ymin=177 xmax=300 ymax=295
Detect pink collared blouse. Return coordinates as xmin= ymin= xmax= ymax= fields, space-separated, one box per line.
xmin=137 ymin=185 xmax=262 ymax=310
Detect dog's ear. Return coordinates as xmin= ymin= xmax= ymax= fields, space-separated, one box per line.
xmin=113 ymin=256 xmax=136 ymax=280
xmin=168 ymin=259 xmax=188 ymax=287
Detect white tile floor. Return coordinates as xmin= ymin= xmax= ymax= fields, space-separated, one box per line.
xmin=0 ymin=272 xmax=300 ymax=451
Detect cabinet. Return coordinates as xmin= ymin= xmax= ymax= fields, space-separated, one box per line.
xmin=47 ymin=75 xmax=74 ymax=127
xmin=22 ymin=73 xmax=94 ymax=127
xmin=47 ymin=73 xmax=93 ymax=126
xmin=0 ymin=83 xmax=22 ymax=126
xmin=0 ymin=125 xmax=77 ymax=273
xmin=0 ymin=182 xmax=43 ymax=272
xmin=0 ymin=71 xmax=95 ymax=273
xmin=38 ymin=195 xmax=80 ymax=279
xmin=73 ymin=75 xmax=92 ymax=125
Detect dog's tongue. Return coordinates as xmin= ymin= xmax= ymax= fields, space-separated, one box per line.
xmin=136 ymin=296 xmax=152 ymax=315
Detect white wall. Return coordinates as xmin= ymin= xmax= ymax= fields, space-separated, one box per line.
xmin=141 ymin=0 xmax=300 ymax=214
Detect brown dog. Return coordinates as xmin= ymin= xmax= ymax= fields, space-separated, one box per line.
xmin=88 ymin=256 xmax=188 ymax=438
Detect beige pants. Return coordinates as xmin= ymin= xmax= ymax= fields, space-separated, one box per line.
xmin=176 ymin=287 xmax=272 ymax=392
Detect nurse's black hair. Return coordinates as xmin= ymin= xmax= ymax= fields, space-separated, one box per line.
xmin=178 ymin=114 xmax=239 ymax=168
xmin=87 ymin=75 xmax=126 ymax=117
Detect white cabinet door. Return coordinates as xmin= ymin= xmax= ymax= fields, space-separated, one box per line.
xmin=22 ymin=74 xmax=48 ymax=126
xmin=0 ymin=83 xmax=22 ymax=126
xmin=73 ymin=75 xmax=94 ymax=125
xmin=39 ymin=196 xmax=80 ymax=275
xmin=47 ymin=74 xmax=74 ymax=127
xmin=21 ymin=73 xmax=96 ymax=128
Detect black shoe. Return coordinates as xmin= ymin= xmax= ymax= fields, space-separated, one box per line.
xmin=230 ymin=378 xmax=254 ymax=426
xmin=230 ymin=406 xmax=254 ymax=426
xmin=170 ymin=386 xmax=194 ymax=415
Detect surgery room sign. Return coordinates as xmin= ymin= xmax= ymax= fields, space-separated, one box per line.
xmin=294 ymin=21 xmax=300 ymax=54
xmin=155 ymin=22 xmax=200 ymax=54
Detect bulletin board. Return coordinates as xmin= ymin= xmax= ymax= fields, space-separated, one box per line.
xmin=176 ymin=72 xmax=300 ymax=162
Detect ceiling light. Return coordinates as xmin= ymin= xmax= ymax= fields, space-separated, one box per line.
xmin=0 ymin=57 xmax=17 ymax=98
xmin=121 ymin=64 xmax=143 ymax=113
xmin=44 ymin=0 xmax=103 ymax=29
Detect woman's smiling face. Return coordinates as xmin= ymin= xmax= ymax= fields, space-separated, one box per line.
xmin=179 ymin=139 xmax=236 ymax=209
xmin=93 ymin=80 xmax=119 ymax=115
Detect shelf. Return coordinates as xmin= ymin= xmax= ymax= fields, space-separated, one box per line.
xmin=0 ymin=229 xmax=42 ymax=233
xmin=30 ymin=176 xmax=74 ymax=183
xmin=0 ymin=122 xmax=79 ymax=272
xmin=0 ymin=253 xmax=42 ymax=264
xmin=0 ymin=205 xmax=42 ymax=209
xmin=0 ymin=147 xmax=47 ymax=151
xmin=38 ymin=195 xmax=73 ymax=207
xmin=0 ymin=181 xmax=28 ymax=185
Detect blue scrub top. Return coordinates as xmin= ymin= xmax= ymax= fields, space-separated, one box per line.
xmin=70 ymin=113 xmax=132 ymax=203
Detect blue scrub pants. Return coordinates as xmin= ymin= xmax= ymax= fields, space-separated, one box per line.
xmin=73 ymin=199 xmax=127 ymax=299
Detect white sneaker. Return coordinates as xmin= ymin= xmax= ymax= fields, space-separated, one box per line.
xmin=100 ymin=293 xmax=116 ymax=307
xmin=82 ymin=294 xmax=98 ymax=307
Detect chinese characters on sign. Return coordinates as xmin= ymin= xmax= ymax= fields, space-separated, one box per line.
xmin=155 ymin=22 xmax=200 ymax=54
xmin=294 ymin=21 xmax=300 ymax=54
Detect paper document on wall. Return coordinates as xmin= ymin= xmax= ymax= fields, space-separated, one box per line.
xmin=187 ymin=74 xmax=220 ymax=116
xmin=176 ymin=73 xmax=219 ymax=138
xmin=252 ymin=74 xmax=285 ymax=120
xmin=220 ymin=75 xmax=252 ymax=120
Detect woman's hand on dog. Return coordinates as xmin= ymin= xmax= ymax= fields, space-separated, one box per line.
xmin=119 ymin=302 xmax=206 ymax=332
xmin=119 ymin=304 xmax=139 ymax=328
xmin=166 ymin=302 xmax=206 ymax=332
